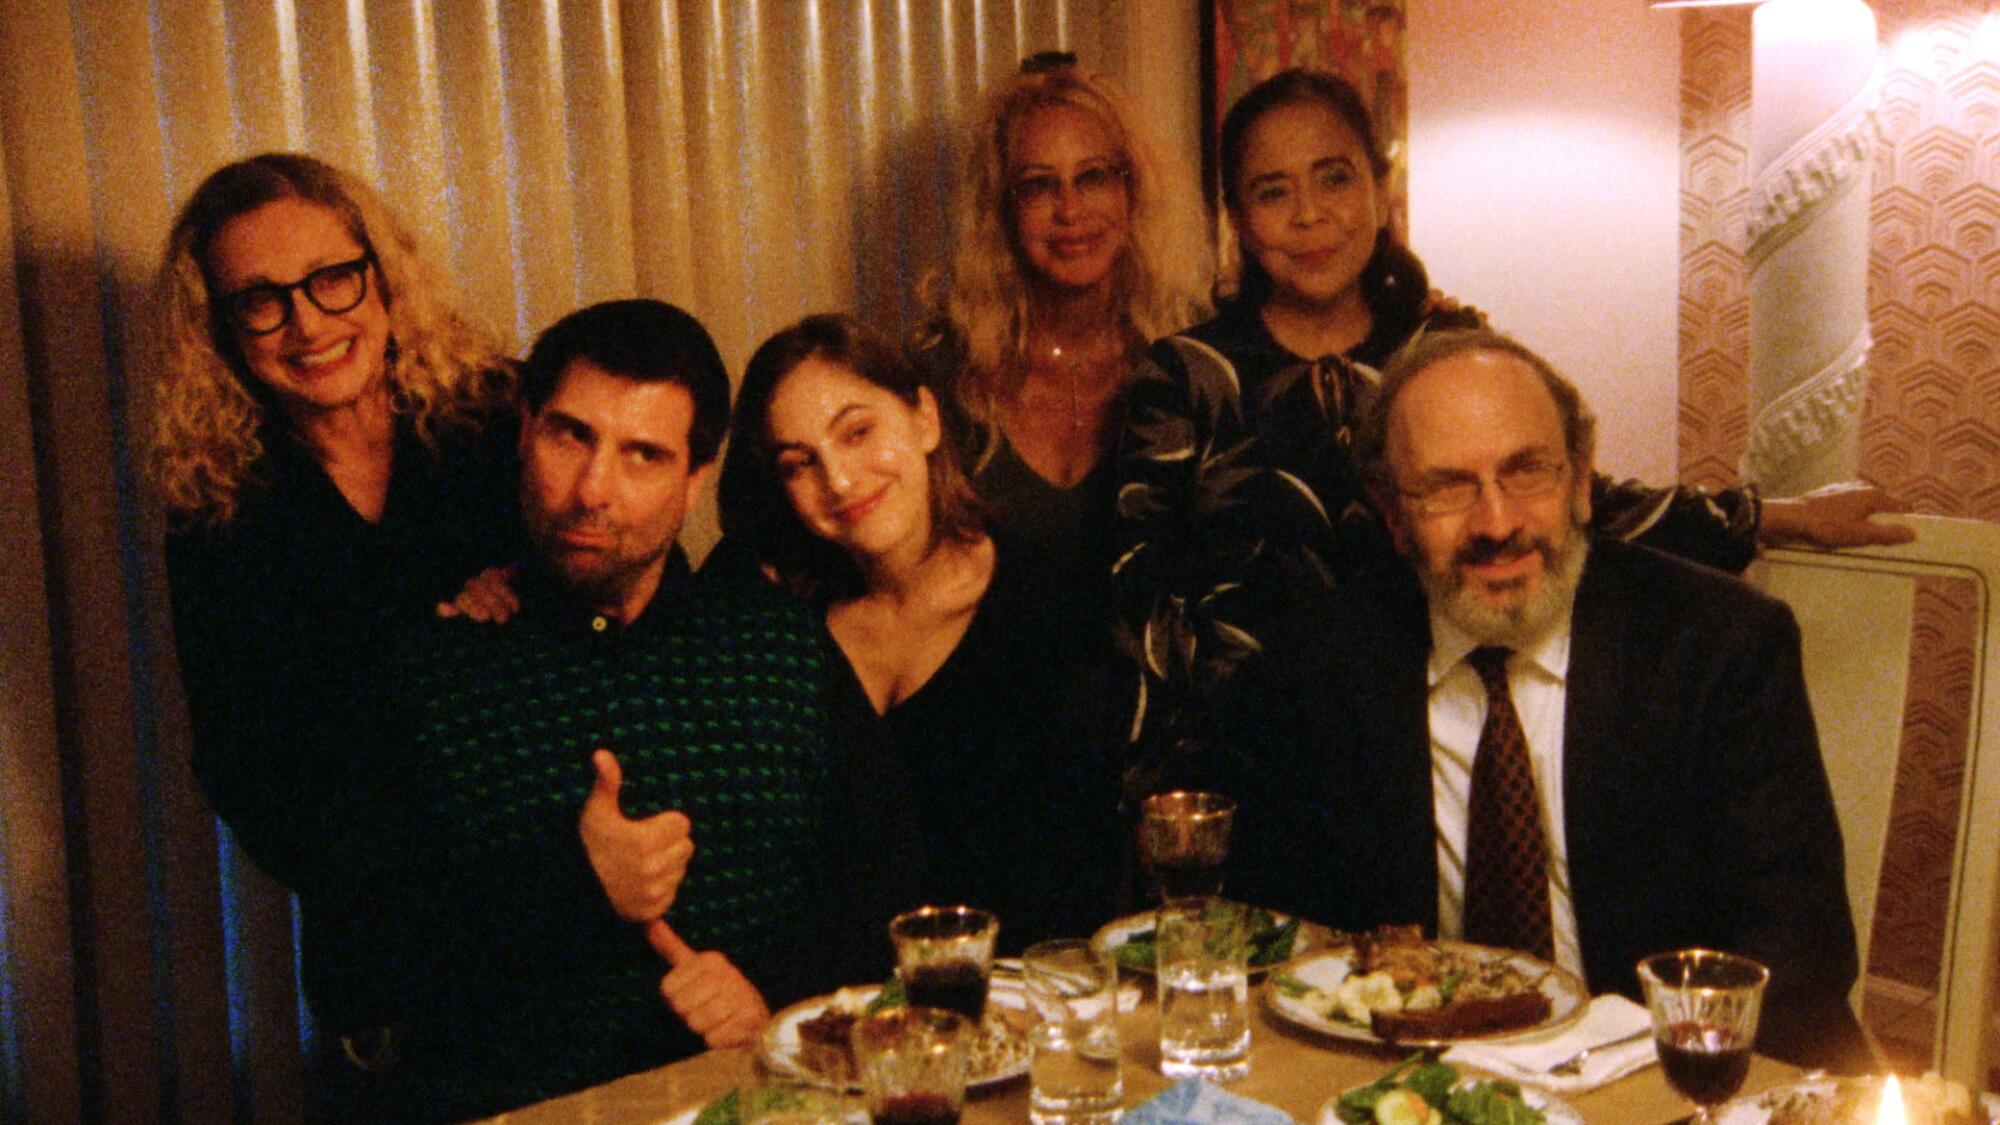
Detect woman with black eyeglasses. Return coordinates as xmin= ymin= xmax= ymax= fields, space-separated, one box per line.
xmin=150 ymin=152 xmax=515 ymax=1120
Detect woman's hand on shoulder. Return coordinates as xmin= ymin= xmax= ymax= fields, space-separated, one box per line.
xmin=435 ymin=564 xmax=520 ymax=623
xmin=1422 ymin=288 xmax=1485 ymax=326
xmin=1759 ymin=481 xmax=1915 ymax=549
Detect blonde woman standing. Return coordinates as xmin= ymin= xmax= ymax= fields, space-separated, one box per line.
xmin=151 ymin=153 xmax=514 ymax=1117
xmin=916 ymin=53 xmax=1207 ymax=573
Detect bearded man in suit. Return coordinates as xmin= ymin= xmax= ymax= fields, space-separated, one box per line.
xmin=1211 ymin=328 xmax=1872 ymax=1071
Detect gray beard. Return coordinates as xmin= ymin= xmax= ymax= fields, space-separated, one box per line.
xmin=1421 ymin=526 xmax=1590 ymax=648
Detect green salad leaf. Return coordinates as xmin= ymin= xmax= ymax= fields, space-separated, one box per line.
xmin=694 ymin=1085 xmax=853 ymax=1125
xmin=1270 ymin=971 xmax=1313 ymax=998
xmin=1334 ymin=1083 xmax=1387 ymax=1124
xmin=865 ymin=977 xmax=906 ymax=1013
xmin=693 ymin=1089 xmax=741 ymax=1125
xmin=1403 ymin=1062 xmax=1458 ymax=1109
xmin=1114 ymin=931 xmax=1159 ymax=970
xmin=1334 ymin=1055 xmax=1431 ymax=1123
xmin=1112 ymin=908 xmax=1303 ymax=970
xmin=1335 ymin=1056 xmax=1548 ymax=1125
xmin=1445 ymin=1081 xmax=1546 ymax=1125
xmin=1250 ymin=916 xmax=1302 ymax=965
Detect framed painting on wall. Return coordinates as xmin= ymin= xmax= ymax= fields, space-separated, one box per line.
xmin=1207 ymin=0 xmax=1409 ymax=238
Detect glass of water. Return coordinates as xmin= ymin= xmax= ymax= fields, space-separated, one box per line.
xmin=1022 ymin=939 xmax=1122 ymax=1125
xmin=1154 ymin=897 xmax=1251 ymax=1083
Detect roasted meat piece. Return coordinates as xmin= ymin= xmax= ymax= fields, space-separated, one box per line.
xmin=796 ymin=1008 xmax=857 ymax=1081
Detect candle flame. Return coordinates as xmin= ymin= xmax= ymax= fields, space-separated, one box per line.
xmin=1877 ymin=1074 xmax=1907 ymax=1125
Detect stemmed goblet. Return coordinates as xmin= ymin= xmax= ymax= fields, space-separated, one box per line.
xmin=1137 ymin=791 xmax=1235 ymax=901
xmin=1637 ymin=949 xmax=1769 ymax=1123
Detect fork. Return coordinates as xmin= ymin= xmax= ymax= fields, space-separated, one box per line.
xmin=1545 ymin=1028 xmax=1652 ymax=1075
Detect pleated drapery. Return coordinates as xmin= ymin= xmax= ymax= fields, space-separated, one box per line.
xmin=0 ymin=3 xmax=1200 ymax=1121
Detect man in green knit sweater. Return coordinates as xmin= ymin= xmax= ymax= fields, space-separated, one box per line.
xmin=379 ymin=300 xmax=841 ymax=1121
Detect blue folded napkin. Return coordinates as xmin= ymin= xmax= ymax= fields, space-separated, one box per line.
xmin=1123 ymin=1079 xmax=1299 ymax=1125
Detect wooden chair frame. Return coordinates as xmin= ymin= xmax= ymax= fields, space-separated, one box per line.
xmin=1756 ymin=514 xmax=2000 ymax=1084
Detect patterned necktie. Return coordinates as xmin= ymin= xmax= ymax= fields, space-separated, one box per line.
xmin=1461 ymin=645 xmax=1555 ymax=962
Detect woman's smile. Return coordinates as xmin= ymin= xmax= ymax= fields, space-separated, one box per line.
xmin=1232 ymin=101 xmax=1384 ymax=315
xmin=767 ymin=356 xmax=943 ymax=565
xmin=831 ymin=484 xmax=891 ymax=526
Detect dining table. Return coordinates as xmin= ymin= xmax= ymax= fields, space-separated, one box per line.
xmin=474 ymin=983 xmax=1805 ymax=1124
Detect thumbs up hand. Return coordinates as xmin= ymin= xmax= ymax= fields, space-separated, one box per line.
xmin=578 ymin=749 xmax=694 ymax=922
xmin=648 ymin=919 xmax=770 ymax=1048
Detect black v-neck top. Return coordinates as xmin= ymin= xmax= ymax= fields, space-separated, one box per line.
xmin=821 ymin=538 xmax=1125 ymax=962
xmin=165 ymin=411 xmax=519 ymax=1029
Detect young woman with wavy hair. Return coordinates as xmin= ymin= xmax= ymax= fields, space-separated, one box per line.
xmin=150 ymin=152 xmax=517 ymax=1118
xmin=719 ymin=313 xmax=1122 ymax=956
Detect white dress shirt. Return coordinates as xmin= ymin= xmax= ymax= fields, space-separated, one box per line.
xmin=1427 ymin=610 xmax=1584 ymax=977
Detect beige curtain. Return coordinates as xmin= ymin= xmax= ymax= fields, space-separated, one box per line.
xmin=0 ymin=2 xmax=1198 ymax=1120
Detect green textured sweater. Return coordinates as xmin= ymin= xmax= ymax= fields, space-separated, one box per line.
xmin=386 ymin=555 xmax=836 ymax=1121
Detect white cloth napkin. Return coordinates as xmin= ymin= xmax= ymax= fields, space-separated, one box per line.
xmin=1442 ymin=994 xmax=1657 ymax=1094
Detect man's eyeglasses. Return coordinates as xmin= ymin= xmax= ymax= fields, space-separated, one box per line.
xmin=1398 ymin=457 xmax=1571 ymax=517
xmin=1008 ymin=163 xmax=1129 ymax=216
xmin=220 ymin=253 xmax=375 ymax=336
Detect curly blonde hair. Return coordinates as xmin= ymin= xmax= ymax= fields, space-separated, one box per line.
xmin=149 ymin=153 xmax=512 ymax=527
xmin=925 ymin=59 xmax=1209 ymax=440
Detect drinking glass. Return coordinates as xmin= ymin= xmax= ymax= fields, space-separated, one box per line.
xmin=1022 ymin=939 xmax=1123 ymax=1125
xmin=851 ymin=1007 xmax=971 ymax=1125
xmin=1138 ymin=792 xmax=1236 ymax=901
xmin=1154 ymin=896 xmax=1251 ymax=1082
xmin=1637 ymin=949 xmax=1769 ymax=1123
xmin=889 ymin=906 xmax=999 ymax=1023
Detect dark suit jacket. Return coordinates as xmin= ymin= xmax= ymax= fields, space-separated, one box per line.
xmin=1205 ymin=537 xmax=1871 ymax=1071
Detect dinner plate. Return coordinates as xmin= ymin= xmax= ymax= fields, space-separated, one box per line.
xmin=757 ymin=981 xmax=1033 ymax=1092
xmin=1318 ymin=1080 xmax=1584 ymax=1125
xmin=1263 ymin=941 xmax=1588 ymax=1046
xmin=1715 ymin=1075 xmax=2000 ymax=1124
xmin=1089 ymin=908 xmax=1335 ymax=978
xmin=1713 ymin=1076 xmax=1836 ymax=1125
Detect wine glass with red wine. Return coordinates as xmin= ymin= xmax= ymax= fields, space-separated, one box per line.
xmin=1138 ymin=791 xmax=1236 ymax=901
xmin=888 ymin=906 xmax=1000 ymax=1023
xmin=1637 ymin=949 xmax=1769 ymax=1123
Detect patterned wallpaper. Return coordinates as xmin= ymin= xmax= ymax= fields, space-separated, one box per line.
xmin=1677 ymin=0 xmax=1999 ymax=1003
xmin=1680 ymin=1 xmax=2000 ymax=517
